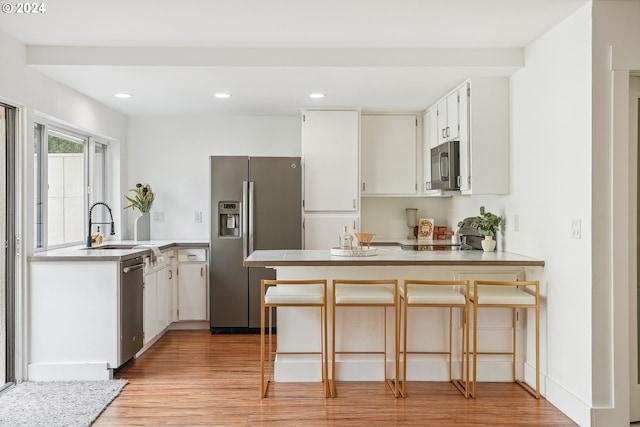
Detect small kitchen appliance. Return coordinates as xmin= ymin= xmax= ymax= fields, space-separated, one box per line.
xmin=430 ymin=140 xmax=460 ymax=191
xmin=405 ymin=208 xmax=418 ymax=239
xmin=457 ymin=216 xmax=489 ymax=250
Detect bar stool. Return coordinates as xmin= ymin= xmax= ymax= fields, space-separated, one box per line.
xmin=261 ymin=279 xmax=329 ymax=398
xmin=331 ymin=279 xmax=400 ymax=398
xmin=399 ymin=280 xmax=470 ymax=398
xmin=469 ymin=280 xmax=540 ymax=398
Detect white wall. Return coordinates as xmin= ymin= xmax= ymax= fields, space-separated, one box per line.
xmin=503 ymin=6 xmax=593 ymax=423
xmin=125 ymin=116 xmax=300 ymax=239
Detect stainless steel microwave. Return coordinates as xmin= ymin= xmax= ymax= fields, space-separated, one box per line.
xmin=429 ymin=140 xmax=460 ymax=191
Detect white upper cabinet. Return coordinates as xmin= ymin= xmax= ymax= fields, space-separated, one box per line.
xmin=436 ymin=90 xmax=460 ymax=145
xmin=422 ymin=108 xmax=448 ymax=197
xmin=302 ymin=110 xmax=360 ymax=211
xmin=458 ymin=78 xmax=510 ymax=195
xmin=361 ymin=114 xmax=417 ymax=196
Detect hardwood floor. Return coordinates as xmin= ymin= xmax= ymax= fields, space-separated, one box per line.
xmin=94 ymin=330 xmax=576 ymax=426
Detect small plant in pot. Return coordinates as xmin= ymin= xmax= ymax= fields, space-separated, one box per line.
xmin=474 ymin=206 xmax=502 ymax=251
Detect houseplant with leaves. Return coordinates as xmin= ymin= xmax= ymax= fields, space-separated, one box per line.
xmin=124 ymin=183 xmax=155 ymax=240
xmin=474 ymin=205 xmax=502 ymax=251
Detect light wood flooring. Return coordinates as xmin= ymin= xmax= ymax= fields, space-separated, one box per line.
xmin=94 ymin=330 xmax=577 ymax=426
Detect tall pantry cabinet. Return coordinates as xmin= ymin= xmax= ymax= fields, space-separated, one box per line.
xmin=302 ymin=110 xmax=360 ymax=249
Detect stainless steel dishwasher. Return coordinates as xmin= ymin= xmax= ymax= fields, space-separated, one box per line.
xmin=120 ymin=256 xmax=144 ymax=365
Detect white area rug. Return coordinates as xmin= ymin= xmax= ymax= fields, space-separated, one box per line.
xmin=0 ymin=379 xmax=127 ymax=427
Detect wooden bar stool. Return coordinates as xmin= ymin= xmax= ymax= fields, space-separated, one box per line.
xmin=469 ymin=280 xmax=540 ymax=398
xmin=261 ymin=279 xmax=329 ymax=398
xmin=399 ymin=280 xmax=470 ymax=398
xmin=331 ymin=279 xmax=400 ymax=398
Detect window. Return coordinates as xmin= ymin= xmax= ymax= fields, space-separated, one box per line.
xmin=34 ymin=122 xmax=109 ymax=249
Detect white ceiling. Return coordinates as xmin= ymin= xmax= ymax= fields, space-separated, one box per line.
xmin=0 ymin=0 xmax=590 ymax=116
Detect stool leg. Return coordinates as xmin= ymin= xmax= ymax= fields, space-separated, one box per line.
xmin=260 ymin=303 xmax=267 ymax=398
xmin=401 ymin=297 xmax=407 ymax=397
xmin=331 ymin=300 xmax=336 ymax=397
xmin=472 ymin=299 xmax=477 ymax=398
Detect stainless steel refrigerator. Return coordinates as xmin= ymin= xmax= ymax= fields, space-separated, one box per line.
xmin=209 ymin=156 xmax=302 ymax=332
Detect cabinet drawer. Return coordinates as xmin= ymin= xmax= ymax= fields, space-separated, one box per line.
xmin=178 ymin=248 xmax=207 ymax=262
xmin=161 ymin=249 xmax=176 ymax=266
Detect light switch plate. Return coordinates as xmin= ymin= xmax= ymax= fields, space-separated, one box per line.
xmin=571 ymin=219 xmax=581 ymax=239
xmin=153 ymin=211 xmax=164 ymax=222
xmin=194 ymin=211 xmax=202 ymax=223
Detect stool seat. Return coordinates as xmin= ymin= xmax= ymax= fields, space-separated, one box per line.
xmin=335 ymin=285 xmax=395 ymax=304
xmin=400 ymin=285 xmax=466 ymax=305
xmin=467 ymin=286 xmax=536 ymax=305
xmin=265 ymin=285 xmax=325 ymax=305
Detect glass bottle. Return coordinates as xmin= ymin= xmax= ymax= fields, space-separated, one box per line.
xmin=339 ymin=226 xmax=353 ymax=250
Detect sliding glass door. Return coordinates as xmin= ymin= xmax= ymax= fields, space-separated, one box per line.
xmin=0 ymin=103 xmax=16 ymax=387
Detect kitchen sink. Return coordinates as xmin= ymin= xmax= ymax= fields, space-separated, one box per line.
xmin=81 ymin=244 xmax=140 ymax=250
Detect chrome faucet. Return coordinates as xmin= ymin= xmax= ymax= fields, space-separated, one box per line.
xmin=87 ymin=202 xmax=116 ymax=247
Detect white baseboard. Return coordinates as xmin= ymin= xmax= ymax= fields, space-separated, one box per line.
xmin=273 ymin=356 xmax=521 ymax=383
xmin=545 ymin=375 xmax=591 ymax=427
xmin=27 ymin=362 xmax=111 ymax=381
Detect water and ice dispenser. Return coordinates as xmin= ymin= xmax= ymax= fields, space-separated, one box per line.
xmin=218 ymin=201 xmax=240 ymax=238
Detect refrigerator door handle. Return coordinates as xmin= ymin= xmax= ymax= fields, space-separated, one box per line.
xmin=242 ymin=181 xmax=249 ymax=260
xmin=248 ymin=181 xmax=255 ymax=255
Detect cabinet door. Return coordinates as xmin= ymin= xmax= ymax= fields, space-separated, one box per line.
xmin=446 ymin=90 xmax=460 ymax=141
xmin=458 ymin=82 xmax=471 ymax=193
xmin=143 ymin=271 xmax=157 ymax=345
xmin=302 ymin=110 xmax=359 ymax=211
xmin=178 ymin=263 xmax=207 ymax=321
xmin=361 ymin=114 xmax=416 ymax=195
xmin=156 ymin=267 xmax=171 ymax=333
xmin=436 ymin=99 xmax=448 ymax=145
xmin=304 ymin=215 xmax=359 ymax=250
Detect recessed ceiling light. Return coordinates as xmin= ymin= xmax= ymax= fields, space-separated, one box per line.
xmin=114 ymin=93 xmax=132 ymax=99
xmin=309 ymin=93 xmax=326 ymax=99
xmin=214 ymin=93 xmax=231 ymax=99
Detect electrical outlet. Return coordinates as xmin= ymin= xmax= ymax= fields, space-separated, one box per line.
xmin=571 ymin=219 xmax=581 ymax=239
xmin=513 ymin=214 xmax=519 ymax=232
xmin=153 ymin=211 xmax=164 ymax=222
xmin=194 ymin=211 xmax=202 ymax=223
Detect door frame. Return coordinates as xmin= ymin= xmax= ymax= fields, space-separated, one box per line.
xmin=630 ymin=76 xmax=640 ymax=422
xmin=0 ymin=100 xmax=20 ymax=387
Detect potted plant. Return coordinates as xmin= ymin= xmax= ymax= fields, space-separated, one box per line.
xmin=124 ymin=183 xmax=155 ymax=241
xmin=474 ymin=206 xmax=502 ymax=251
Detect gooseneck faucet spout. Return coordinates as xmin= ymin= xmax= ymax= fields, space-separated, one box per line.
xmin=87 ymin=202 xmax=116 ymax=247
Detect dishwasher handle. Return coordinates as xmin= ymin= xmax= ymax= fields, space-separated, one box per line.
xmin=123 ymin=264 xmax=144 ymax=274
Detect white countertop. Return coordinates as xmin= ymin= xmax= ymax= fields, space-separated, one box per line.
xmin=29 ymin=239 xmax=209 ymax=262
xmin=243 ymin=248 xmax=544 ymax=267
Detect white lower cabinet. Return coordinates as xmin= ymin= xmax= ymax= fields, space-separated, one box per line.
xmin=143 ymin=260 xmax=158 ymax=345
xmin=143 ymin=250 xmax=175 ymax=346
xmin=177 ymin=248 xmax=208 ymax=321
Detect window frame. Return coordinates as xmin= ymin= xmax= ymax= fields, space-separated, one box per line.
xmin=33 ymin=120 xmax=110 ymax=251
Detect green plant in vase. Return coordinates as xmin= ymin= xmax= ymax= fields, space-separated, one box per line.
xmin=474 ymin=206 xmax=501 ymax=251
xmin=124 ymin=183 xmax=155 ymax=240
xmin=124 ymin=183 xmax=155 ymax=213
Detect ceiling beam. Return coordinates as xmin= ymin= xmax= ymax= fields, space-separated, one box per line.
xmin=27 ymin=46 xmax=524 ymax=68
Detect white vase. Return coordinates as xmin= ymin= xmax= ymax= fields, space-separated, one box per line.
xmin=134 ymin=212 xmax=151 ymax=241
xmin=481 ymin=235 xmax=496 ymax=251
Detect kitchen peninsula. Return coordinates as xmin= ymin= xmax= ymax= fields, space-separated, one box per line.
xmin=244 ymin=248 xmax=544 ymax=384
